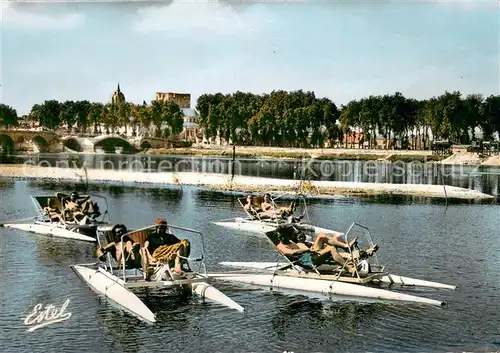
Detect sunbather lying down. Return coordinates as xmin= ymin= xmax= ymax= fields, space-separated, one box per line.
xmin=276 ymin=229 xmax=379 ymax=275
xmin=244 ymin=193 xmax=296 ymax=219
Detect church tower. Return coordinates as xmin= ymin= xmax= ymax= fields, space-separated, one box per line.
xmin=111 ymin=83 xmax=126 ymax=105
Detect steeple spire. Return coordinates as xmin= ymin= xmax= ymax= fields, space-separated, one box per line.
xmin=117 ymin=82 xmax=121 ymax=93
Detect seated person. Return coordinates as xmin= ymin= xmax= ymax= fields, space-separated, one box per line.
xmin=141 ymin=218 xmax=191 ymax=279
xmin=260 ymin=193 xmax=273 ymax=212
xmin=276 ymin=228 xmax=361 ymax=274
xmin=244 ymin=194 xmax=259 ymax=215
xmin=96 ymin=225 xmax=143 ymax=271
xmin=245 ymin=193 xmax=296 ymax=220
xmin=295 ymin=230 xmax=379 ymax=261
xmin=62 ymin=191 xmax=93 ymax=222
xmin=43 ymin=199 xmax=63 ymax=222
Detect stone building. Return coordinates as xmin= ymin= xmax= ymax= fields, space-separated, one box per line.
xmin=111 ymin=83 xmax=126 ymax=105
xmin=155 ymin=92 xmax=190 ymax=109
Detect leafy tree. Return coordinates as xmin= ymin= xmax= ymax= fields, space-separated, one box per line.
xmin=30 ymin=100 xmax=61 ymax=130
xmin=0 ymin=104 xmax=18 ymax=128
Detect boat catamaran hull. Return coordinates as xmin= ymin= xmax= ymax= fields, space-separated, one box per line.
xmin=213 ymin=217 xmax=333 ymax=240
xmin=72 ymin=223 xmax=244 ymax=324
xmin=4 ymin=222 xmax=97 ymax=242
xmin=212 ymin=220 xmax=456 ymax=307
xmin=213 ymin=193 xmax=342 ymax=241
xmin=71 ymin=264 xmax=243 ymax=324
xmin=212 ymin=262 xmax=455 ymax=306
xmin=2 ymin=193 xmax=113 ymax=242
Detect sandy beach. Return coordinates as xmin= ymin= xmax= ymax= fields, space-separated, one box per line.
xmin=0 ymin=164 xmax=494 ymax=201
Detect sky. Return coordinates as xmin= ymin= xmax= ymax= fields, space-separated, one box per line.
xmin=1 ymin=0 xmax=499 ymax=116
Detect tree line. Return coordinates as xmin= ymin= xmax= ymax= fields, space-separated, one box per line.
xmin=196 ymin=90 xmax=500 ymax=149
xmin=1 ymin=90 xmax=499 ymax=148
xmin=0 ymin=100 xmax=185 ymax=139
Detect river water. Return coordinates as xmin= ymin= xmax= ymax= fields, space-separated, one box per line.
xmin=1 ymin=177 xmax=499 ymax=353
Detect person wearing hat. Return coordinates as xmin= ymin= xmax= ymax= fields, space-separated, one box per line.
xmin=140 ymin=218 xmax=191 ymax=278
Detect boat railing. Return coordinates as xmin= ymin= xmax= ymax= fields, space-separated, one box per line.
xmin=343 ymin=222 xmax=381 ymax=268
xmin=87 ymin=193 xmax=111 ymax=224
xmin=237 ymin=192 xmax=310 ymax=223
xmin=269 ymin=192 xmax=310 ymax=222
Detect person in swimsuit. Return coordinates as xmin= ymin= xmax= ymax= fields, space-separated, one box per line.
xmin=140 ymin=219 xmax=191 ymax=278
xmin=276 ymin=228 xmax=359 ymax=274
xmin=96 ymin=225 xmax=142 ymax=270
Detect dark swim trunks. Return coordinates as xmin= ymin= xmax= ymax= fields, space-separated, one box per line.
xmin=297 ymin=252 xmax=315 ymax=267
xmin=296 ymin=252 xmax=328 ymax=267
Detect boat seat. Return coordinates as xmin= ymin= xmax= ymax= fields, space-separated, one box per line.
xmin=43 ymin=198 xmax=64 ymax=221
xmin=268 ymin=225 xmax=350 ymax=275
xmin=126 ymin=230 xmax=149 ymax=246
xmin=56 ymin=192 xmax=101 ymax=220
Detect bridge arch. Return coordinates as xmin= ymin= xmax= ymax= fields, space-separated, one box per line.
xmin=93 ymin=136 xmax=135 ymax=153
xmin=62 ymin=138 xmax=83 ymax=152
xmin=140 ymin=139 xmax=152 ymax=149
xmin=31 ymin=135 xmax=49 ymax=153
xmin=0 ymin=134 xmax=15 ymax=155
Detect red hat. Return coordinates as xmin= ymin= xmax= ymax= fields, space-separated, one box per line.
xmin=155 ymin=218 xmax=167 ymax=225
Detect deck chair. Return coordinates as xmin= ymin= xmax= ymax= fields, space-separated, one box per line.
xmin=43 ymin=197 xmax=64 ymax=223
xmin=56 ymin=192 xmax=101 ymax=221
xmin=135 ymin=225 xmax=193 ymax=281
xmin=265 ymin=226 xmax=322 ymax=275
xmin=238 ymin=197 xmax=262 ymax=220
xmin=266 ymin=225 xmax=348 ymax=276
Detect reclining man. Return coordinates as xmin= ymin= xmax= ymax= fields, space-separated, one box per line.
xmin=276 ymin=227 xmax=378 ymax=275
xmin=244 ymin=194 xmax=295 ymax=219
xmin=61 ymin=191 xmax=94 ymax=223
xmin=140 ymin=218 xmax=191 ymax=279
xmin=43 ymin=199 xmax=63 ymax=223
xmin=96 ymin=225 xmax=143 ymax=270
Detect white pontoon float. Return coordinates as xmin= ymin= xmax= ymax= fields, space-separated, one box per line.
xmin=213 ymin=193 xmax=334 ymax=240
xmin=1 ymin=192 xmax=112 ymax=242
xmin=209 ymin=222 xmax=456 ymax=307
xmin=71 ymin=222 xmax=244 ymax=324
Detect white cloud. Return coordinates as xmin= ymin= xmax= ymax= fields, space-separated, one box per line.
xmin=133 ymin=0 xmax=260 ymax=35
xmin=0 ymin=1 xmax=85 ymax=30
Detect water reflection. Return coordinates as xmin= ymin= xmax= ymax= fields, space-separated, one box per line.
xmin=95 ymin=304 xmax=142 ymax=353
xmin=270 ymin=293 xmax=389 ymax=336
xmin=34 ymin=236 xmax=95 ymax=265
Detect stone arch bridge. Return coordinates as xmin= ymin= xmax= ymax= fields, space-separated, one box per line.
xmin=1 ymin=129 xmax=185 ymax=154
xmin=0 ymin=129 xmax=60 ymax=153
xmin=63 ymin=135 xmax=183 ymax=153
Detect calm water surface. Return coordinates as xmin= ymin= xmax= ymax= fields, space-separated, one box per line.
xmin=1 ymin=180 xmax=499 ymax=353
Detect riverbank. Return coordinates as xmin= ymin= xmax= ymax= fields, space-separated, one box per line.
xmin=0 ymin=164 xmax=494 ymax=201
xmin=440 ymin=152 xmax=500 ymax=166
xmin=143 ymin=146 xmax=440 ymax=161
xmin=142 ymin=146 xmax=500 ymax=166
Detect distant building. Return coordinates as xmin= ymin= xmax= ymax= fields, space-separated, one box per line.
xmin=179 ymin=108 xmax=202 ymax=142
xmin=111 ymin=83 xmax=126 ymax=105
xmin=155 ymin=92 xmax=191 ymax=109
